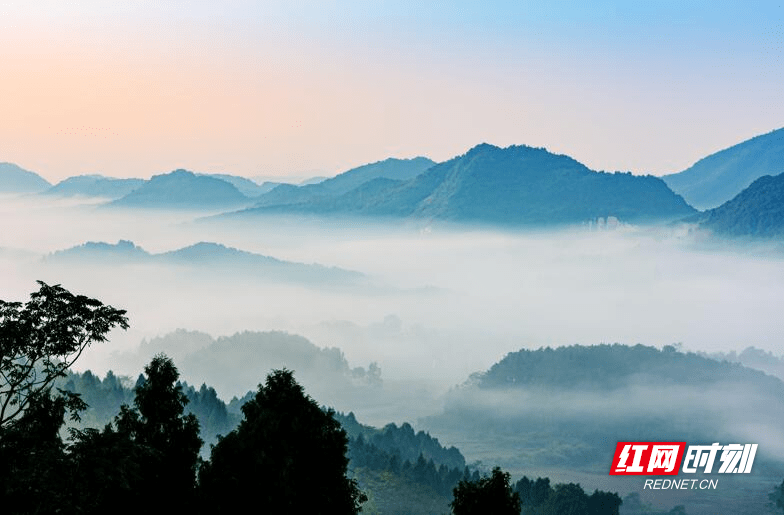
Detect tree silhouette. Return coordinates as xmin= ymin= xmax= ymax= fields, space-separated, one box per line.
xmin=0 ymin=282 xmax=128 ymax=514
xmin=114 ymin=354 xmax=201 ymax=511
xmin=0 ymin=392 xmax=73 ymax=514
xmin=541 ymin=482 xmax=589 ymax=515
xmin=0 ymin=281 xmax=128 ymax=428
xmin=450 ymin=466 xmax=521 ymax=515
xmin=587 ymin=489 xmax=623 ymax=515
xmin=199 ymin=368 xmax=366 ymax=514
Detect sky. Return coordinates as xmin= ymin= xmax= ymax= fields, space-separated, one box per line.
xmin=1 ymin=0 xmax=782 ymax=182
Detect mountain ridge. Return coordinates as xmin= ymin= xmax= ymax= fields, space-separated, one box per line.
xmin=46 ymin=240 xmax=363 ymax=284
xmin=699 ymin=172 xmax=784 ymax=237
xmin=0 ymin=162 xmax=51 ymax=193
xmin=44 ymin=175 xmax=144 ymax=199
xmin=663 ymin=127 xmax=784 ymax=210
xmin=227 ymin=143 xmax=696 ymax=225
xmin=252 ymin=156 xmax=435 ymax=209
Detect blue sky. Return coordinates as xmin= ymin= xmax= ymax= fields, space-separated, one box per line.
xmin=0 ymin=0 xmax=781 ymax=180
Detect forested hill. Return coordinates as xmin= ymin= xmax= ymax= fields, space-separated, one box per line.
xmin=58 ymin=369 xmax=463 ymax=469
xmin=57 ymin=367 xmax=476 ymax=515
xmin=59 ymin=369 xmax=239 ymax=449
xmin=228 ymin=143 xmax=696 ymax=226
xmin=699 ymin=173 xmax=784 ymax=238
xmin=109 ymin=169 xmax=251 ymax=209
xmin=426 ymin=344 xmax=784 ymax=474
xmin=335 ymin=411 xmax=465 ymax=470
xmin=477 ymin=343 xmax=784 ymax=392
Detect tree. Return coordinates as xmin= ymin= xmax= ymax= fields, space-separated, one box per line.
xmin=588 ymin=489 xmax=623 ymax=515
xmin=199 ymin=368 xmax=367 ymax=514
xmin=67 ymin=423 xmax=151 ymax=514
xmin=0 ymin=281 xmax=128 ymax=428
xmin=0 ymin=282 xmax=127 ymax=513
xmin=771 ymin=480 xmax=784 ymax=513
xmin=114 ymin=354 xmax=202 ymax=511
xmin=450 ymin=466 xmax=521 ymax=515
xmin=0 ymin=391 xmax=73 ymax=514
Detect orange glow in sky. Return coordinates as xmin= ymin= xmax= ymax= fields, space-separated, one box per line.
xmin=1 ymin=1 xmax=782 ymax=181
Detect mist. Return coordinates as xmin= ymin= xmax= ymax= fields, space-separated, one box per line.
xmin=3 ymin=193 xmax=784 ymax=427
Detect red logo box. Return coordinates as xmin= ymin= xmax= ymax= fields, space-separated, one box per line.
xmin=610 ymin=442 xmax=686 ymax=475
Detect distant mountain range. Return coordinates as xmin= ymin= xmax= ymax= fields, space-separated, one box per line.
xmin=103 ymin=159 xmax=433 ymax=210
xmin=232 ymin=144 xmax=695 ymax=225
xmin=41 ymin=171 xmax=276 ymax=200
xmin=44 ymin=175 xmax=145 ymax=199
xmin=5 ymin=127 xmax=784 ymax=231
xmin=47 ymin=240 xmax=363 ymax=284
xmin=663 ymin=127 xmax=784 ymax=210
xmin=0 ymin=162 xmax=51 ymax=193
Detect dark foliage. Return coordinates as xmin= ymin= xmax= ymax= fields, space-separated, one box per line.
xmin=114 ymin=354 xmax=202 ymax=511
xmin=771 ymin=480 xmax=784 ymax=513
xmin=59 ymin=369 xmax=239 ymax=450
xmin=348 ymin=434 xmax=466 ymax=496
xmin=0 ymin=282 xmax=128 ymax=514
xmin=0 ymin=392 xmax=72 ymax=514
xmin=478 ymin=343 xmax=783 ymax=392
xmin=0 ymin=281 xmax=128 ymax=428
xmin=199 ymin=369 xmax=366 ymax=514
xmin=67 ymin=424 xmax=152 ymax=513
xmin=702 ymin=172 xmax=784 ymax=237
xmin=450 ymin=466 xmax=521 ymax=515
xmin=515 ymin=476 xmax=621 ymax=515
xmin=337 ymin=411 xmax=465 ymax=470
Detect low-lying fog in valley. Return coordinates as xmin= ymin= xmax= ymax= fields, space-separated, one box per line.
xmin=5 ymin=191 xmax=784 ymax=511
xmin=4 ymin=194 xmax=784 ymax=403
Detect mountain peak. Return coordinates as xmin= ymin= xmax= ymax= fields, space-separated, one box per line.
xmin=464 ymin=142 xmax=501 ymax=155
xmin=158 ymin=169 xmax=196 ymax=179
xmin=0 ymin=162 xmax=52 ymax=193
xmin=111 ymin=169 xmax=249 ymax=209
xmin=701 ymin=171 xmax=784 ymax=237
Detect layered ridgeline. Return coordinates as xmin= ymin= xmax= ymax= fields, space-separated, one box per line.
xmin=45 ymin=240 xmax=363 ymax=284
xmin=40 ymin=171 xmax=274 ymax=200
xmin=0 ymin=162 xmax=51 ymax=193
xmin=663 ymin=127 xmax=784 ymax=210
xmin=132 ymin=330 xmax=381 ymax=406
xmin=43 ymin=175 xmax=145 ymax=199
xmin=252 ymin=156 xmax=435 ymax=208
xmin=59 ymin=330 xmax=384 ymax=446
xmin=231 ymin=144 xmax=695 ymax=225
xmin=203 ymin=173 xmax=278 ymax=197
xmin=697 ymin=172 xmax=784 ymax=237
xmin=425 ymin=344 xmax=784 ymax=469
